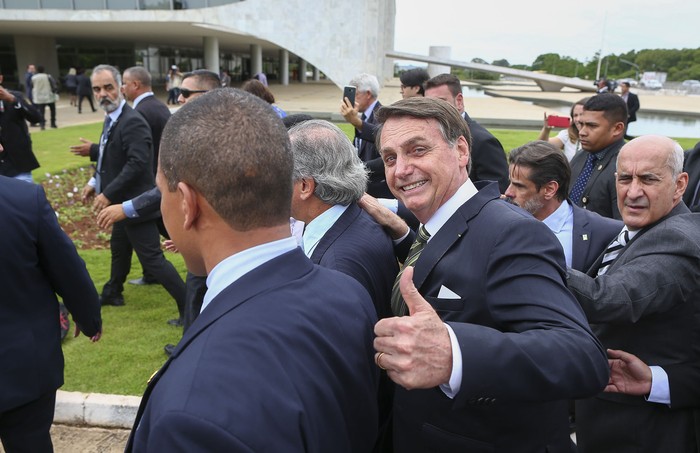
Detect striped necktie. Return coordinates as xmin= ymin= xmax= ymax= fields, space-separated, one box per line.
xmin=390 ymin=225 xmax=430 ymax=316
xmin=597 ymin=229 xmax=630 ymax=276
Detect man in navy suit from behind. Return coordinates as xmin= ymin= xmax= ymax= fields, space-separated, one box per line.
xmin=371 ymin=97 xmax=609 ymax=452
xmin=505 ymin=140 xmax=623 ymax=272
xmin=0 ymin=174 xmax=102 ymax=452
xmin=126 ymin=89 xmax=378 ymax=452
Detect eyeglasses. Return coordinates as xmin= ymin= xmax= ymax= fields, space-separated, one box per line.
xmin=179 ymin=89 xmax=209 ymax=99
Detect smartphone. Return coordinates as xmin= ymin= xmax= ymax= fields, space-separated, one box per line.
xmin=547 ymin=115 xmax=571 ymax=128
xmin=343 ymin=86 xmax=356 ymax=107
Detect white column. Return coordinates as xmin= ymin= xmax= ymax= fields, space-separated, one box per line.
xmin=313 ymin=67 xmax=320 ymax=81
xmin=279 ymin=49 xmax=289 ymax=85
xmin=299 ymin=59 xmax=307 ymax=83
xmin=13 ymin=35 xmax=59 ymax=81
xmin=203 ymin=36 xmax=220 ymax=73
xmin=250 ymin=44 xmax=263 ymax=77
xmin=428 ymin=46 xmax=451 ymax=77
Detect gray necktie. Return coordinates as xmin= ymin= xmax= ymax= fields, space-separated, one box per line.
xmin=597 ymin=229 xmax=630 ymax=276
xmin=390 ymin=225 xmax=430 ymax=316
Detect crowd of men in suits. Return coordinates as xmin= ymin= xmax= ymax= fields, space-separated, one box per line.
xmin=2 ymin=62 xmax=700 ymax=453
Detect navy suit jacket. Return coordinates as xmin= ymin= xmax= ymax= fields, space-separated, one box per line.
xmin=625 ymin=92 xmax=640 ymax=123
xmin=570 ymin=201 xmax=623 ymax=271
xmin=309 ymin=202 xmax=397 ymax=320
xmin=0 ymin=177 xmax=101 ymax=412
xmin=393 ymin=182 xmax=608 ymax=452
xmin=127 ymin=248 xmax=378 ymax=452
xmin=134 ymin=94 xmax=171 ymax=175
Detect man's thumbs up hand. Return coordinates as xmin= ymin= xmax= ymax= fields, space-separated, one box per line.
xmin=374 ymin=266 xmax=453 ymax=390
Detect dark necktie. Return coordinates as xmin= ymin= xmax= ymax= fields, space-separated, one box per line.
xmin=390 ymin=225 xmax=430 ymax=316
xmin=95 ymin=115 xmax=112 ymax=194
xmin=597 ymin=229 xmax=629 ymax=276
xmin=354 ymin=113 xmax=367 ymax=153
xmin=570 ymin=153 xmax=597 ymax=205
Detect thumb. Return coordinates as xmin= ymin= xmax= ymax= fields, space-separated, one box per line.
xmin=400 ymin=266 xmax=432 ymax=316
xmin=80 ymin=137 xmax=88 ymax=143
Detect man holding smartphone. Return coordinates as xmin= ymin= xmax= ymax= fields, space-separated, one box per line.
xmin=340 ymin=73 xmax=390 ymax=198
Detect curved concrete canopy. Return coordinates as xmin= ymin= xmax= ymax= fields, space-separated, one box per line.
xmin=1 ymin=0 xmax=395 ymax=88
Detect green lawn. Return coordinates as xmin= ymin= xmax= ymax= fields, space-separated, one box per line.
xmin=32 ymin=121 xmax=696 ymax=396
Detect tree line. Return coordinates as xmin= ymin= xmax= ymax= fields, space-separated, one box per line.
xmin=456 ymin=48 xmax=700 ymax=82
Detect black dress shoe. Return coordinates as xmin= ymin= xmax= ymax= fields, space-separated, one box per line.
xmin=167 ymin=318 xmax=183 ymax=327
xmin=164 ymin=344 xmax=175 ymax=356
xmin=128 ymin=277 xmax=158 ymax=286
xmin=100 ymin=295 xmax=125 ymax=306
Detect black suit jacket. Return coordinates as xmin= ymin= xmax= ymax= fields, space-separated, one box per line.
xmin=393 ymin=182 xmax=608 ymax=453
xmin=462 ymin=112 xmax=509 ymax=193
xmin=134 ymin=94 xmax=171 ymax=174
xmin=683 ymin=141 xmax=700 ymax=212
xmin=625 ymin=92 xmax=640 ymax=123
xmin=570 ymin=201 xmax=623 ymax=271
xmin=0 ymin=90 xmax=42 ymax=176
xmin=89 ymin=104 xmax=155 ymax=205
xmin=0 ymin=177 xmax=101 ymax=412
xmin=126 ymin=248 xmax=378 ymax=452
xmin=309 ymin=202 xmax=397 ymax=320
xmin=569 ymin=139 xmax=625 ymax=219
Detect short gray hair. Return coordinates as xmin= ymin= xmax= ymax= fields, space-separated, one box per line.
xmin=288 ymin=120 xmax=368 ymax=205
xmin=669 ymin=141 xmax=685 ymax=178
xmin=92 ymin=64 xmax=121 ymax=87
xmin=349 ymin=73 xmax=380 ymax=98
xmin=124 ymin=66 xmax=152 ymax=88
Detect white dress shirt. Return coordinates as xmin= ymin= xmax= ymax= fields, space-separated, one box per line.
xmin=542 ymin=201 xmax=574 ymax=268
xmin=301 ymin=204 xmax=348 ymax=257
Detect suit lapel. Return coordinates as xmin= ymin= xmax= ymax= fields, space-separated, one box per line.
xmin=571 ymin=203 xmax=591 ymax=271
xmin=309 ymin=203 xmax=359 ymax=265
xmin=412 ymin=183 xmax=499 ymax=290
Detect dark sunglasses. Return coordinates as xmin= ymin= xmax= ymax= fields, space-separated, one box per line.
xmin=179 ymin=88 xmax=209 ymax=99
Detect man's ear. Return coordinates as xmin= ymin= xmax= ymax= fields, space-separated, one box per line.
xmin=542 ymin=180 xmax=560 ymax=201
xmin=178 ymin=182 xmax=199 ymax=230
xmin=298 ymin=177 xmax=316 ymax=201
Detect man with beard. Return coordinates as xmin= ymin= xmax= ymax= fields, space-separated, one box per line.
xmin=70 ymin=64 xmax=185 ymax=312
xmin=505 ymin=140 xmax=622 ymax=271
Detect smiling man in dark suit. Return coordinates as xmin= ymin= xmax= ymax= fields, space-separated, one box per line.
xmin=0 ymin=175 xmax=102 ymax=453
xmin=70 ymin=64 xmax=185 ymax=313
xmin=506 ymin=140 xmax=622 ymax=271
xmin=126 ymin=89 xmax=378 ymax=452
xmin=371 ymin=97 xmax=608 ymax=452
xmin=567 ymin=135 xmax=700 ymax=452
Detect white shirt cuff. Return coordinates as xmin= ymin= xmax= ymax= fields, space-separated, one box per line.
xmin=647 ymin=366 xmax=670 ymax=405
xmin=439 ymin=323 xmax=462 ymax=398
xmin=377 ymin=198 xmax=399 ymax=214
xmin=88 ymin=177 xmax=96 ymax=188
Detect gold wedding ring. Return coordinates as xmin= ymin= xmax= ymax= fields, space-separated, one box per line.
xmin=375 ymin=352 xmax=387 ymax=370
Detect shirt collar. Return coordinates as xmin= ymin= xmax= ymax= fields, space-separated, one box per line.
xmin=424 ymin=179 xmax=478 ymax=239
xmin=201 ymin=237 xmax=298 ymax=313
xmin=132 ymin=92 xmax=154 ymax=108
xmin=107 ymin=99 xmax=127 ymax=123
xmin=543 ymin=200 xmax=573 ymax=234
xmin=363 ymin=99 xmax=379 ymax=119
xmin=302 ymin=204 xmax=349 ymax=256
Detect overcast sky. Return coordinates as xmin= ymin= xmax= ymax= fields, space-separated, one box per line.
xmin=394 ymin=0 xmax=700 ymax=66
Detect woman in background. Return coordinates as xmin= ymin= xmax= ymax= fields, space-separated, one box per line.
xmin=242 ymin=79 xmax=287 ymax=118
xmin=538 ymin=97 xmax=589 ymax=161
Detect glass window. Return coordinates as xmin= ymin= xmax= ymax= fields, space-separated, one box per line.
xmin=74 ymin=0 xmax=106 ymax=8
xmin=5 ymin=0 xmax=40 ymax=8
xmin=107 ymin=0 xmax=136 ymax=9
xmin=41 ymin=0 xmax=74 ymax=8
xmin=140 ymin=0 xmax=171 ymax=9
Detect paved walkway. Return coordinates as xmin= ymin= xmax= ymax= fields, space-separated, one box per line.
xmin=49 ymin=78 xmax=700 ymax=131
